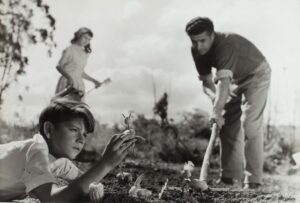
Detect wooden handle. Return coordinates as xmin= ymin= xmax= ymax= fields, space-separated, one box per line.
xmin=102 ymin=77 xmax=112 ymax=84
xmin=199 ymin=123 xmax=219 ymax=181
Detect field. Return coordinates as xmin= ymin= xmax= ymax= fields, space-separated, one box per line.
xmin=1 ymin=111 xmax=300 ymax=203
xmin=90 ymin=160 xmax=299 ymax=203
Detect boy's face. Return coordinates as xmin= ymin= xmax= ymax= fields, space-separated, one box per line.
xmin=50 ymin=117 xmax=87 ymax=159
xmin=190 ymin=31 xmax=214 ymax=55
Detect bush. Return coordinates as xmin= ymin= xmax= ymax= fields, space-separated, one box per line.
xmin=126 ymin=111 xmax=212 ymax=165
xmin=263 ymin=125 xmax=294 ymax=174
xmin=0 ymin=110 xmax=295 ymax=175
xmin=0 ymin=118 xmax=36 ymax=143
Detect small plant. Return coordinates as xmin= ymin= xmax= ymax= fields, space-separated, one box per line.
xmin=116 ymin=171 xmax=133 ymax=184
xmin=181 ymin=161 xmax=195 ymax=180
xmin=121 ymin=113 xmax=145 ymax=142
xmin=129 ymin=174 xmax=152 ymax=199
xmin=122 ymin=113 xmax=133 ymax=130
xmin=181 ymin=161 xmax=195 ymax=196
xmin=118 ymin=113 xmax=145 ymax=184
xmin=89 ymin=182 xmax=104 ymax=202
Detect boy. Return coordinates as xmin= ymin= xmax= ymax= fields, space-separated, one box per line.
xmin=185 ymin=17 xmax=271 ymax=189
xmin=0 ymin=98 xmax=137 ymax=201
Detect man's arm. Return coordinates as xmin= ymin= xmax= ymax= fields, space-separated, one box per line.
xmin=212 ymin=77 xmax=231 ymax=127
xmin=199 ymin=73 xmax=216 ymax=102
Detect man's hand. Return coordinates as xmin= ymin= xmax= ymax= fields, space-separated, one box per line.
xmin=203 ymin=86 xmax=216 ymax=103
xmin=210 ymin=111 xmax=224 ymax=128
xmin=209 ymin=77 xmax=231 ymax=129
xmin=199 ymin=74 xmax=216 ymax=103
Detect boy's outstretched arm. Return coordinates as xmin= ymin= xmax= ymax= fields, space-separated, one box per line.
xmin=30 ymin=133 xmax=137 ymax=202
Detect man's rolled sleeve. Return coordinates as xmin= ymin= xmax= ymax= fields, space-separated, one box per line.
xmin=214 ymin=43 xmax=238 ymax=82
xmin=214 ymin=69 xmax=233 ymax=83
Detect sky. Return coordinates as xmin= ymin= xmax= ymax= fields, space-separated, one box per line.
xmin=1 ymin=0 xmax=300 ymax=126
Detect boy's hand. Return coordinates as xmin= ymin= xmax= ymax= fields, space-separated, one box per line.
xmin=101 ymin=132 xmax=137 ymax=170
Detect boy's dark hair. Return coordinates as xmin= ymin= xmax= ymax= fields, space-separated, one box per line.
xmin=185 ymin=17 xmax=214 ymax=36
xmin=39 ymin=98 xmax=95 ymax=136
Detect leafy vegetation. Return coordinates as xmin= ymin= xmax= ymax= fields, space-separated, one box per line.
xmin=0 ymin=0 xmax=56 ymax=106
xmin=1 ymin=109 xmax=297 ymax=175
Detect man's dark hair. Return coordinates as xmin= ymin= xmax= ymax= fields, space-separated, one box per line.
xmin=185 ymin=17 xmax=214 ymax=36
xmin=39 ymin=98 xmax=95 ymax=136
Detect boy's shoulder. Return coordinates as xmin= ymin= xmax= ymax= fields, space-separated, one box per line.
xmin=26 ymin=134 xmax=49 ymax=154
xmin=5 ymin=134 xmax=50 ymax=157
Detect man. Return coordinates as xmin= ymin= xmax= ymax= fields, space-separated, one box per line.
xmin=185 ymin=17 xmax=271 ymax=189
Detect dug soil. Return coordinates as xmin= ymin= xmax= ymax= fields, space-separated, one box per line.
xmin=95 ymin=160 xmax=299 ymax=203
xmin=20 ymin=160 xmax=299 ymax=203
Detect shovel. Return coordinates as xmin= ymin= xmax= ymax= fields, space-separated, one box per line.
xmin=190 ymin=123 xmax=219 ymax=191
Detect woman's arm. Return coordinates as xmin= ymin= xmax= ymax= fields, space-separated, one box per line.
xmin=82 ymin=72 xmax=101 ymax=87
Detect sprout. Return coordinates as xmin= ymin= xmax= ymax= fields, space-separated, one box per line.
xmin=129 ymin=174 xmax=152 ymax=199
xmin=116 ymin=171 xmax=133 ymax=184
xmin=181 ymin=161 xmax=195 ymax=180
xmin=190 ymin=179 xmax=208 ymax=191
xmin=89 ymin=182 xmax=104 ymax=202
xmin=122 ymin=113 xmax=133 ymax=130
xmin=120 ymin=113 xmax=145 ymax=142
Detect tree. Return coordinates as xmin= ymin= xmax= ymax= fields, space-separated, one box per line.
xmin=0 ymin=0 xmax=56 ymax=106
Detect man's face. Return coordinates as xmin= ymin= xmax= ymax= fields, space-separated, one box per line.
xmin=190 ymin=31 xmax=214 ymax=55
xmin=50 ymin=117 xmax=87 ymax=159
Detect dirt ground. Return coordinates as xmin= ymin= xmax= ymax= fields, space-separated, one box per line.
xmin=87 ymin=160 xmax=300 ymax=203
xmin=19 ymin=160 xmax=299 ymax=203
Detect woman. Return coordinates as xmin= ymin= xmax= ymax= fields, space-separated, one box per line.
xmin=55 ymin=27 xmax=101 ymax=100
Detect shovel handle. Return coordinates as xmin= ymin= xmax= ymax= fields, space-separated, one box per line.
xmin=86 ymin=77 xmax=112 ymax=94
xmin=199 ymin=123 xmax=219 ymax=181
